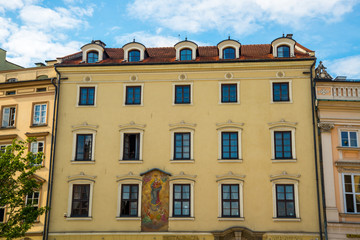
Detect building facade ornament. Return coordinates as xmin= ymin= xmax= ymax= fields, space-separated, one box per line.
xmin=318 ymin=122 xmax=334 ymax=132
xmin=315 ymin=61 xmax=333 ymax=80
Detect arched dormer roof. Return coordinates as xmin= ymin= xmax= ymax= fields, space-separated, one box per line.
xmin=174 ymin=40 xmax=198 ymax=61
xmin=81 ymin=40 xmax=106 ymax=63
xmin=217 ymin=39 xmax=241 ymax=59
xmin=271 ymin=35 xmax=296 ymax=58
xmin=122 ymin=41 xmax=146 ymax=62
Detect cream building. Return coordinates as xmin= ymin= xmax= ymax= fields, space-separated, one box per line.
xmin=47 ymin=36 xmax=322 ymax=240
xmin=315 ymin=63 xmax=360 ymax=239
xmin=0 ymin=63 xmax=56 ymax=240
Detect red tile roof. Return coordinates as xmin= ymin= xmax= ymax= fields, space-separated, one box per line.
xmin=59 ymin=43 xmax=314 ymax=65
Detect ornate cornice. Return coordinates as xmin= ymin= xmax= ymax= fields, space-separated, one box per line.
xmin=72 ymin=122 xmax=98 ymax=132
xmin=270 ymin=171 xmax=301 ymax=181
xmin=116 ymin=171 xmax=142 ymax=182
xmin=268 ymin=119 xmax=297 ymax=128
xmin=216 ymin=171 xmax=246 ymax=182
xmin=216 ymin=119 xmax=244 ymax=130
xmin=318 ymin=122 xmax=334 ymax=132
xmin=118 ymin=121 xmax=146 ymax=130
xmin=170 ymin=171 xmax=197 ymax=182
xmin=68 ymin=172 xmax=97 ymax=182
xmin=169 ymin=120 xmax=196 ymax=130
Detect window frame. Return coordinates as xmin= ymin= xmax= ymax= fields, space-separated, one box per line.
xmin=117 ymin=179 xmax=142 ymax=220
xmin=274 ymin=131 xmax=293 ymax=160
xmin=1 ymin=105 xmax=17 ymax=128
xmin=277 ymin=45 xmax=290 ymax=58
xmin=29 ymin=140 xmax=45 ymax=166
xmin=340 ymin=130 xmax=358 ymax=148
xmin=342 ymin=173 xmax=360 ymax=214
xmin=173 ymin=83 xmax=192 ymax=105
xmin=217 ymin=179 xmax=244 ymax=220
xmin=180 ymin=48 xmax=192 ymax=61
xmin=67 ymin=180 xmax=94 ymax=219
xmin=170 ymin=128 xmax=194 ymax=162
xmin=77 ymin=85 xmax=97 ymax=107
xmin=173 ymin=132 xmax=191 ymax=160
xmin=120 ymin=184 xmax=139 ymax=217
xmin=270 ymin=80 xmax=292 ymax=103
xmin=223 ymin=47 xmax=236 ymax=60
xmin=120 ymin=129 xmax=144 ymax=162
xmin=219 ymin=82 xmax=240 ymax=104
xmin=123 ymin=83 xmax=144 ymax=106
xmin=272 ymin=180 xmax=300 ymax=221
xmin=72 ymin=130 xmax=96 ymax=163
xmin=169 ymin=180 xmax=194 ymax=219
xmin=128 ymin=50 xmax=141 ymax=62
xmin=272 ymin=82 xmax=290 ymax=102
xmin=87 ymin=51 xmax=99 ymax=63
xmin=270 ymin=127 xmax=296 ymax=162
xmin=217 ymin=127 xmax=242 ymax=162
xmin=31 ymin=102 xmax=48 ymax=126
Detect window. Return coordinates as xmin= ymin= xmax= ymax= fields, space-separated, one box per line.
xmin=180 ymin=49 xmax=192 ymax=61
xmin=221 ymin=84 xmax=237 ymax=103
xmin=79 ymin=87 xmax=95 ymax=106
xmin=0 ymin=144 xmax=10 ymax=153
xmin=33 ymin=103 xmax=47 ymax=125
xmin=273 ymin=82 xmax=289 ymax=102
xmin=277 ymin=46 xmax=290 ymax=58
xmin=87 ymin=51 xmax=98 ymax=63
xmin=36 ymin=87 xmax=47 ymax=92
xmin=30 ymin=141 xmax=44 ymax=165
xmin=173 ymin=184 xmax=190 ymax=217
xmin=75 ymin=134 xmax=93 ymax=161
xmin=174 ymin=133 xmax=190 ymax=160
xmin=6 ymin=91 xmax=15 ymax=95
xmin=175 ymin=85 xmax=191 ymax=104
xmin=0 ymin=205 xmax=4 ymax=223
xmin=123 ymin=133 xmax=140 ymax=160
xmin=274 ymin=131 xmax=292 ymax=159
xmin=341 ymin=131 xmax=358 ymax=147
xmin=120 ymin=184 xmax=139 ymax=217
xmin=221 ymin=184 xmax=240 ymax=217
xmin=26 ymin=191 xmax=40 ymax=211
xmin=221 ymin=132 xmax=238 ymax=159
xmin=125 ymin=86 xmax=141 ymax=105
xmin=343 ymin=174 xmax=360 ymax=213
xmin=276 ymin=184 xmax=295 ymax=218
xmin=223 ymin=48 xmax=235 ymax=59
xmin=128 ymin=50 xmax=140 ymax=62
xmin=7 ymin=78 xmax=17 ymax=82
xmin=1 ymin=106 xmax=16 ymax=128
xmin=71 ymin=184 xmax=90 ymax=217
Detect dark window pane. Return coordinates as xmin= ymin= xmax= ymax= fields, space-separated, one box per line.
xmin=273 ymin=83 xmax=289 ymax=102
xmin=123 ymin=133 xmax=140 ymax=160
xmin=276 ymin=184 xmax=295 ymax=218
xmin=274 ymin=131 xmax=292 ymax=159
xmin=221 ymin=84 xmax=237 ymax=103
xmin=71 ymin=184 xmax=90 ymax=217
xmin=277 ymin=46 xmax=290 ymax=58
xmin=129 ymin=50 xmax=140 ymax=62
xmin=221 ymin=184 xmax=240 ymax=217
xmin=126 ymin=86 xmax=141 ymax=105
xmin=175 ymin=85 xmax=191 ymax=104
xmin=79 ymin=87 xmax=95 ymax=105
xmin=222 ymin=132 xmax=238 ymax=159
xmin=75 ymin=134 xmax=92 ymax=161
xmin=223 ymin=48 xmax=235 ymax=59
xmin=173 ymin=184 xmax=191 ymax=217
xmin=120 ymin=184 xmax=138 ymax=217
xmin=174 ymin=133 xmax=191 ymax=160
xmin=87 ymin=52 xmax=98 ymax=63
xmin=180 ymin=49 xmax=192 ymax=61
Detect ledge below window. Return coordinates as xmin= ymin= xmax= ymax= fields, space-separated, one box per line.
xmin=273 ymin=217 xmax=300 ymax=222
xmin=30 ymin=124 xmax=48 ymax=128
xmin=218 ymin=217 xmax=244 ymax=221
xmin=271 ymin=159 xmax=297 ymax=163
xmin=170 ymin=159 xmax=195 ymax=163
xmin=66 ymin=217 xmax=92 ymax=221
xmin=116 ymin=217 xmax=141 ymax=221
xmin=169 ymin=217 xmax=195 ymax=221
xmin=339 ymin=213 xmax=360 ymax=218
xmin=70 ymin=160 xmax=95 ymax=164
xmin=218 ymin=159 xmax=243 ymax=163
xmin=0 ymin=126 xmax=16 ymax=130
xmin=119 ymin=160 xmax=143 ymax=164
xmin=337 ymin=146 xmax=360 ymax=151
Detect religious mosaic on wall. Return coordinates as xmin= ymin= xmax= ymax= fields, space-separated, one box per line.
xmin=141 ymin=169 xmax=170 ymax=232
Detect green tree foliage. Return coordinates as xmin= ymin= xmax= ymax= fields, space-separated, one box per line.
xmin=0 ymin=139 xmax=47 ymax=239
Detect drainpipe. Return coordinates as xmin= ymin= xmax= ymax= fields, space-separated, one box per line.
xmin=43 ymin=66 xmax=61 ymax=240
xmin=309 ymin=60 xmax=325 ymax=240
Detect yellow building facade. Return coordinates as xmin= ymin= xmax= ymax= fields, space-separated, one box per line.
xmin=0 ymin=64 xmax=56 ymax=240
xmin=48 ymin=36 xmax=321 ymax=240
xmin=315 ymin=65 xmax=360 ymax=239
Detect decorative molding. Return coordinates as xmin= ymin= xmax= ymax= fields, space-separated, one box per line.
xmin=315 ymin=61 xmax=333 ymax=80
xmin=169 ymin=120 xmax=197 ymax=130
xmin=0 ymin=134 xmax=17 ymax=140
xmin=118 ymin=121 xmax=146 ymax=130
xmin=178 ymin=73 xmax=187 ymax=80
xmin=83 ymin=75 xmax=92 ymax=82
xmin=216 ymin=171 xmax=246 ymax=182
xmin=335 ymin=160 xmax=360 ymax=167
xmin=337 ymin=167 xmax=360 ymax=173
xmin=318 ymin=122 xmax=334 ymax=132
xmin=318 ymin=88 xmax=330 ymax=95
xmin=25 ymin=132 xmax=50 ymax=137
xmin=170 ymin=171 xmax=197 ymax=181
xmin=72 ymin=122 xmax=98 ymax=131
xmin=276 ymin=71 xmax=285 ymax=78
xmin=129 ymin=75 xmax=138 ymax=81
xmin=268 ymin=119 xmax=297 ymax=128
xmin=116 ymin=171 xmax=142 ymax=182
xmin=270 ymin=171 xmax=301 ymax=180
xmin=68 ymin=172 xmax=97 ymax=182
xmin=216 ymin=120 xmax=244 ymax=130
xmin=224 ymin=72 xmax=233 ymax=79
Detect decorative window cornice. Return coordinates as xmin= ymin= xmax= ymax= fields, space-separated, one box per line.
xmin=118 ymin=121 xmax=146 ymax=131
xmin=270 ymin=171 xmax=300 ymax=181
xmin=170 ymin=171 xmax=197 ymax=182
xmin=268 ymin=119 xmax=297 ymax=129
xmin=216 ymin=119 xmax=244 ymax=130
xmin=169 ymin=120 xmax=197 ymax=130
xmin=216 ymin=171 xmax=246 ymax=182
xmin=0 ymin=134 xmax=17 ymax=140
xmin=25 ymin=132 xmax=49 ymax=137
xmin=68 ymin=172 xmax=97 ymax=182
xmin=72 ymin=122 xmax=98 ymax=132
xmin=116 ymin=171 xmax=142 ymax=182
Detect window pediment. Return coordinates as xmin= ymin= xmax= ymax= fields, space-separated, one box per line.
xmin=217 ymin=39 xmax=241 ymax=59
xmin=122 ymin=42 xmax=146 ymax=62
xmin=174 ymin=40 xmax=198 ymax=61
xmin=68 ymin=172 xmax=97 ymax=182
xmin=72 ymin=122 xmax=98 ymax=132
xmin=271 ymin=36 xmax=296 ymax=58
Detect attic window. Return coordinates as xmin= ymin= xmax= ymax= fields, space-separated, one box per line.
xmin=223 ymin=47 xmax=235 ymax=59
xmin=87 ymin=51 xmax=99 ymax=63
xmin=37 ymin=75 xmax=48 ymax=80
xmin=277 ymin=46 xmax=290 ymax=58
xmin=129 ymin=50 xmax=140 ymax=62
xmin=180 ymin=49 xmax=192 ymax=61
xmin=7 ymin=78 xmax=18 ymax=83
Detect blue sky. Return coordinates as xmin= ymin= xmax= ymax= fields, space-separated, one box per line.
xmin=1 ymin=0 xmax=360 ymax=78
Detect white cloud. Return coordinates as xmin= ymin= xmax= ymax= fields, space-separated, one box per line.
xmin=0 ymin=17 xmax=17 ymax=40
xmin=326 ymin=55 xmax=360 ymax=79
xmin=127 ymin=0 xmax=358 ymax=34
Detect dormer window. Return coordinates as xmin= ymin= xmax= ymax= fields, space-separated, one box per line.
xmin=223 ymin=47 xmax=235 ymax=59
xmin=277 ymin=46 xmax=290 ymax=58
xmin=129 ymin=50 xmax=140 ymax=62
xmin=180 ymin=49 xmax=192 ymax=61
xmin=87 ymin=51 xmax=99 ymax=63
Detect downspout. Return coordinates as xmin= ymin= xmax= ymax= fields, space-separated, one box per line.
xmin=43 ymin=66 xmax=61 ymax=240
xmin=310 ymin=60 xmax=325 ymax=240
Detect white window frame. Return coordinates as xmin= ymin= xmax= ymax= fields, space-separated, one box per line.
xmin=218 ymin=81 xmax=240 ymax=104
xmin=123 ymin=83 xmax=144 ymax=106
xmin=270 ymin=127 xmax=296 ymax=162
xmin=339 ymin=129 xmax=359 ymax=148
xmin=0 ymin=144 xmax=10 ymax=153
xmin=30 ymin=141 xmax=44 ymax=154
xmin=119 ymin=129 xmax=144 ymax=162
xmin=1 ymin=106 xmax=16 ymax=128
xmin=270 ymin=80 xmax=293 ymax=103
xmin=169 ymin=179 xmax=195 ymax=220
xmin=25 ymin=191 xmax=40 ymax=209
xmin=217 ymin=179 xmax=244 ymax=220
xmin=170 ymin=128 xmax=194 ymax=162
xmin=271 ymin=179 xmax=300 ymax=221
xmin=173 ymin=82 xmax=193 ymax=105
xmin=32 ymin=103 xmax=47 ymax=125
xmin=76 ymin=85 xmax=97 ymax=107
xmin=67 ymin=180 xmax=94 ymax=220
xmin=217 ymin=127 xmax=242 ymax=162
xmin=72 ymin=130 xmax=96 ymax=163
xmin=116 ymin=180 xmax=142 ymax=220
xmin=342 ymin=173 xmax=360 ymax=214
